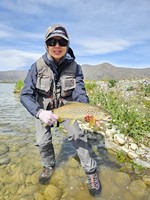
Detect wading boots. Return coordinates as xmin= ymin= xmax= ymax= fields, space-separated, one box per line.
xmin=39 ymin=166 xmax=54 ymax=185
xmin=86 ymin=170 xmax=101 ymax=197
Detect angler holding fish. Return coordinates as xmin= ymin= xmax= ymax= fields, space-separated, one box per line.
xmin=20 ymin=24 xmax=110 ymax=197
xmin=52 ymin=101 xmax=112 ymax=127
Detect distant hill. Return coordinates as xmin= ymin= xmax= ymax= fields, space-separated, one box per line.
xmin=82 ymin=63 xmax=150 ymax=80
xmin=0 ymin=63 xmax=150 ymax=82
xmin=0 ymin=70 xmax=27 ymax=83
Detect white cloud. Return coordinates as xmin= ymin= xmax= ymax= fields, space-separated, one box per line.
xmin=0 ymin=0 xmax=150 ymax=69
xmin=0 ymin=49 xmax=41 ymax=71
xmin=74 ymin=38 xmax=131 ymax=55
xmin=0 ymin=24 xmax=43 ymax=40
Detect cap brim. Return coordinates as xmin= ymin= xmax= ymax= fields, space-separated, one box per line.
xmin=46 ymin=33 xmax=68 ymax=41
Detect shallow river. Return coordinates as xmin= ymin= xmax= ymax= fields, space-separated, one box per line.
xmin=0 ymin=83 xmax=150 ymax=200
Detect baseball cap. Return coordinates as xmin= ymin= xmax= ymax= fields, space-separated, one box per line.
xmin=45 ymin=24 xmax=69 ymax=42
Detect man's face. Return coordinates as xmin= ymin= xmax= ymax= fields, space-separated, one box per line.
xmin=46 ymin=36 xmax=68 ymax=63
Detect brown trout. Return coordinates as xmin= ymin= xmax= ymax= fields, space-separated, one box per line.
xmin=53 ymin=101 xmax=112 ymax=127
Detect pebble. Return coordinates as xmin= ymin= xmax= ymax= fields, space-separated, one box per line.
xmin=129 ymin=179 xmax=147 ymax=197
xmin=44 ymin=184 xmax=62 ymax=200
xmin=0 ymin=143 xmax=9 ymax=155
xmin=127 ymin=151 xmax=138 ymax=159
xmin=114 ymin=134 xmax=126 ymax=145
xmin=142 ymin=175 xmax=150 ymax=186
xmin=0 ymin=154 xmax=10 ymax=165
xmin=130 ymin=143 xmax=138 ymax=151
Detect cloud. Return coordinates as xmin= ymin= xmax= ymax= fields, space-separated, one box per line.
xmin=0 ymin=0 xmax=150 ymax=69
xmin=74 ymin=38 xmax=131 ymax=56
xmin=0 ymin=24 xmax=43 ymax=40
xmin=0 ymin=49 xmax=41 ymax=71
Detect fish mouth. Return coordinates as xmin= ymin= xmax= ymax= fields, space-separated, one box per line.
xmin=107 ymin=116 xmax=112 ymax=121
xmin=99 ymin=116 xmax=112 ymax=123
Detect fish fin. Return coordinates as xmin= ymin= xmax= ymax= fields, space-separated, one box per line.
xmin=89 ymin=117 xmax=95 ymax=128
xmin=58 ymin=118 xmax=64 ymax=123
xmin=69 ymin=119 xmax=75 ymax=126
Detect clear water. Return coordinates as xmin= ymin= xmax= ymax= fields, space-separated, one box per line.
xmin=0 ymin=83 xmax=149 ymax=200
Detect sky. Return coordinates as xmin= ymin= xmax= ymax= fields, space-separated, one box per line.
xmin=0 ymin=0 xmax=150 ymax=71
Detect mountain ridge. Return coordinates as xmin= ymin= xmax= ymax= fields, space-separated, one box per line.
xmin=0 ymin=63 xmax=150 ymax=82
xmin=82 ymin=63 xmax=150 ymax=80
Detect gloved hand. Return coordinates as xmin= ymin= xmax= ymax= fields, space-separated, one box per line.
xmin=39 ymin=110 xmax=58 ymax=126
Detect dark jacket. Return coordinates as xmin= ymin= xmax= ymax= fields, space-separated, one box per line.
xmin=20 ymin=51 xmax=89 ymax=118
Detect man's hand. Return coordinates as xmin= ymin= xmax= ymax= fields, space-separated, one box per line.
xmin=39 ymin=110 xmax=58 ymax=126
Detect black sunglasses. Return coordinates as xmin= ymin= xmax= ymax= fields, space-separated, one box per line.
xmin=46 ymin=38 xmax=68 ymax=47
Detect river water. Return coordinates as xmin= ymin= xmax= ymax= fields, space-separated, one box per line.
xmin=0 ymin=83 xmax=150 ymax=200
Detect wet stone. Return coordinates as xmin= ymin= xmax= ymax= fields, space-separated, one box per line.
xmin=44 ymin=184 xmax=62 ymax=200
xmin=0 ymin=143 xmax=9 ymax=155
xmin=68 ymin=157 xmax=79 ymax=168
xmin=34 ymin=192 xmax=45 ymax=200
xmin=0 ymin=173 xmax=13 ymax=184
xmin=122 ymin=192 xmax=137 ymax=200
xmin=31 ymin=172 xmax=39 ymax=185
xmin=129 ymin=179 xmax=147 ymax=197
xmin=142 ymin=175 xmax=150 ymax=186
xmin=22 ymin=185 xmax=39 ymax=196
xmin=8 ymin=141 xmax=28 ymax=152
xmin=8 ymin=183 xmax=19 ymax=195
xmin=21 ymin=196 xmax=34 ymax=200
xmin=0 ymin=154 xmax=10 ymax=165
xmin=12 ymin=170 xmax=26 ymax=185
xmin=0 ymin=168 xmax=7 ymax=178
xmin=115 ymin=172 xmax=131 ymax=187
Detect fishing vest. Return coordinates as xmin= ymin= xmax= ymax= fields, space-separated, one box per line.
xmin=36 ymin=57 xmax=77 ymax=110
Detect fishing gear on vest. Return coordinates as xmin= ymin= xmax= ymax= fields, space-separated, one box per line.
xmin=36 ymin=57 xmax=77 ymax=110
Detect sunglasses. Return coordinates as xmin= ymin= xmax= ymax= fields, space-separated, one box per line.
xmin=46 ymin=38 xmax=68 ymax=47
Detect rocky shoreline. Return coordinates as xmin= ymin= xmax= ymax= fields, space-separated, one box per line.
xmin=81 ymin=121 xmax=150 ymax=169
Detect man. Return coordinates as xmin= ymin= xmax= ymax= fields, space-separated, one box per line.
xmin=20 ymin=24 xmax=101 ymax=197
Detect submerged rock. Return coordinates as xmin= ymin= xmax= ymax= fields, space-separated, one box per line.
xmin=44 ymin=184 xmax=62 ymax=200
xmin=22 ymin=185 xmax=39 ymax=196
xmin=115 ymin=172 xmax=131 ymax=187
xmin=142 ymin=175 xmax=150 ymax=186
xmin=0 ymin=154 xmax=10 ymax=165
xmin=129 ymin=179 xmax=147 ymax=197
xmin=0 ymin=143 xmax=9 ymax=155
xmin=34 ymin=192 xmax=45 ymax=200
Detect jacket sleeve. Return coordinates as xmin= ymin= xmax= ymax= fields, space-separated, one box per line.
xmin=72 ymin=64 xmax=89 ymax=103
xmin=20 ymin=63 xmax=42 ymax=117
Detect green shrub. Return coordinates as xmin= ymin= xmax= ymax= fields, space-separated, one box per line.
xmin=144 ymin=84 xmax=150 ymax=96
xmin=126 ymin=86 xmax=135 ymax=91
xmin=108 ymin=80 xmax=117 ymax=88
xmin=14 ymin=80 xmax=24 ymax=93
xmin=85 ymin=81 xmax=150 ymax=144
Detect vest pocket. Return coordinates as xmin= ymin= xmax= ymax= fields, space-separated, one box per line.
xmin=36 ymin=67 xmax=54 ymax=93
xmin=60 ymin=75 xmax=76 ymax=97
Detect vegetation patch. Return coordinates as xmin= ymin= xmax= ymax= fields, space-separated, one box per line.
xmin=85 ymin=79 xmax=150 ymax=144
xmin=14 ymin=80 xmax=24 ymax=93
